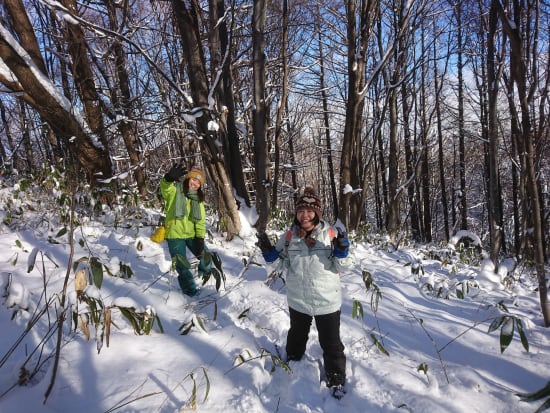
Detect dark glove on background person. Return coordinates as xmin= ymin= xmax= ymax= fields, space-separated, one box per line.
xmin=194 ymin=237 xmax=205 ymax=257
xmin=164 ymin=163 xmax=187 ymax=182
xmin=257 ymin=232 xmax=279 ymax=263
xmin=333 ymin=228 xmax=350 ymax=259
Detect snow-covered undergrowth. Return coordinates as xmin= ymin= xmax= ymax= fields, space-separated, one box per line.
xmin=0 ymin=174 xmax=548 ymax=413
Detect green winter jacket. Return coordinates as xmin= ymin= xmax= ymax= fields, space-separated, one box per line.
xmin=273 ymin=221 xmax=353 ymax=316
xmin=160 ymin=178 xmax=206 ymax=239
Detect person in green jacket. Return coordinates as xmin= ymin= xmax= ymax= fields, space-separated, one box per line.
xmin=160 ymin=164 xmax=211 ymax=297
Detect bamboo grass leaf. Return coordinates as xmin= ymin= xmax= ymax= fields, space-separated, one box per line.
xmin=27 ymin=247 xmax=38 ymax=273
xmin=515 ymin=318 xmax=529 ymax=352
xmin=499 ymin=317 xmax=514 ymax=353
xmin=516 ymin=381 xmax=550 ymax=402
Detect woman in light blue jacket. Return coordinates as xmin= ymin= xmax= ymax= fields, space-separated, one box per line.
xmin=259 ymin=186 xmax=352 ymax=400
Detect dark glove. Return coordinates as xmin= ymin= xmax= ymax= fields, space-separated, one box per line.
xmin=164 ymin=163 xmax=187 ymax=182
xmin=194 ymin=237 xmax=205 ymax=257
xmin=333 ymin=228 xmax=350 ymax=259
xmin=257 ymin=232 xmax=279 ymax=263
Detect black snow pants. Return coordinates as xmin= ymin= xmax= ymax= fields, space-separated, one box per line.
xmin=286 ymin=307 xmax=346 ymax=386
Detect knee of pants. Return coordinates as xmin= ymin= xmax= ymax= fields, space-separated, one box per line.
xmin=176 ymin=263 xmax=193 ymax=278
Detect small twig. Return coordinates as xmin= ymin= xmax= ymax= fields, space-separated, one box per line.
xmin=405 ymin=307 xmax=450 ymax=384
xmin=141 ymin=270 xmax=171 ymax=292
xmin=44 ymin=185 xmax=78 ymax=402
xmin=438 ymin=317 xmax=491 ymax=353
xmin=0 ymin=303 xmax=49 ymax=370
xmin=103 ymin=378 xmax=162 ymax=413
xmin=104 ymin=392 xmax=162 ymax=413
xmin=223 ymin=348 xmax=287 ymax=376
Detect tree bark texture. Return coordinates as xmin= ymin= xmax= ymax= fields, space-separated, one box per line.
xmin=172 ymin=0 xmax=241 ymax=240
xmin=495 ymin=0 xmax=549 ymax=326
xmin=0 ymin=0 xmax=113 ymax=189
xmin=251 ymin=0 xmax=269 ymax=233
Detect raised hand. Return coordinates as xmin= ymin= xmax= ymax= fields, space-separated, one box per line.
xmin=164 ymin=163 xmax=187 ymax=182
xmin=333 ymin=228 xmax=350 ymax=258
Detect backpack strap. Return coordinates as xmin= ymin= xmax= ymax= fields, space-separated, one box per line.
xmin=328 ymin=227 xmax=336 ymax=241
xmin=285 ymin=226 xmax=337 ymax=254
xmin=328 ymin=227 xmax=339 ymax=256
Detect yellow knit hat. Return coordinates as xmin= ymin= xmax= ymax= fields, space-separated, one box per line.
xmin=186 ymin=167 xmax=205 ymax=186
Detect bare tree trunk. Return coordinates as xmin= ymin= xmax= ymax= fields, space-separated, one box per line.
xmin=374 ymin=90 xmax=387 ymax=231
xmin=19 ymin=101 xmax=34 ymax=171
xmin=251 ymin=0 xmax=270 ymax=233
xmin=383 ymin=1 xmax=410 ymax=242
xmin=486 ymin=1 xmax=503 ymax=267
xmin=3 ymin=0 xmax=47 ymax=73
xmin=372 ymin=44 xmax=388 ymax=232
xmin=401 ymin=68 xmax=420 ymax=240
xmin=0 ymin=100 xmax=12 ymax=165
xmin=386 ymin=88 xmax=400 ymax=240
xmin=60 ymin=0 xmax=109 ymax=148
xmin=1 ymin=0 xmax=113 ymax=189
xmin=419 ymin=25 xmax=432 ymax=243
xmin=502 ymin=75 xmax=523 ymax=257
xmin=172 ymin=0 xmax=241 ymax=239
xmin=434 ymin=20 xmax=450 ymax=242
xmin=105 ymin=0 xmax=146 ymax=194
xmin=286 ymin=100 xmax=298 ymax=204
xmin=495 ymin=0 xmax=550 ymax=325
xmin=456 ymin=1 xmax=468 ymax=231
xmin=317 ymin=22 xmax=339 ymax=220
xmin=209 ymin=0 xmax=250 ymax=207
xmin=271 ymin=0 xmax=290 ymax=210
xmin=339 ymin=0 xmax=356 ymax=229
xmin=339 ymin=0 xmax=377 ymax=229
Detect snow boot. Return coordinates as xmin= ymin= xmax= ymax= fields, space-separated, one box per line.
xmin=330 ymin=384 xmax=346 ymax=399
xmin=326 ymin=372 xmax=346 ymax=399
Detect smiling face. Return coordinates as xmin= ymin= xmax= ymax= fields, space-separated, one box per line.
xmin=296 ymin=207 xmax=317 ymax=231
xmin=188 ymin=177 xmax=201 ymax=191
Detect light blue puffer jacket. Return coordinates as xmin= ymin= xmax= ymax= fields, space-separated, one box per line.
xmin=273 ymin=221 xmax=353 ymax=316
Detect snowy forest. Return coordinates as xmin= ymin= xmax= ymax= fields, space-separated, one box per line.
xmin=1 ymin=2 xmax=549 ymax=322
xmin=1 ymin=1 xmax=550 ymax=411
xmin=0 ymin=0 xmax=550 ymax=280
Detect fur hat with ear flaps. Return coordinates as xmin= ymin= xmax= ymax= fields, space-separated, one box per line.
xmin=295 ymin=186 xmax=322 ymax=220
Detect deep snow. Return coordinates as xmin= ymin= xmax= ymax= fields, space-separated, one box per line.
xmin=0 ymin=197 xmax=548 ymax=413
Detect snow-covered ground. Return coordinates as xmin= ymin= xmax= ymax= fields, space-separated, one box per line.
xmin=0 ymin=192 xmax=548 ymax=413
